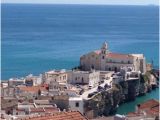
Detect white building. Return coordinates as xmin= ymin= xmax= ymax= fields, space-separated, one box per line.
xmin=44 ymin=69 xmax=67 ymax=84
xmin=112 ymin=67 xmax=140 ymax=84
xmin=25 ymin=74 xmax=43 ymax=86
xmin=8 ymin=78 xmax=25 ymax=87
xmin=99 ymin=71 xmax=114 ymax=82
xmin=80 ymin=42 xmax=146 ymax=73
xmin=69 ymin=97 xmax=84 ymax=115
xmin=67 ymin=70 xmax=100 ymax=87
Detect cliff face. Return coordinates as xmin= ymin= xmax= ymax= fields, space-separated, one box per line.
xmin=84 ymin=86 xmax=121 ymax=118
xmin=84 ymin=71 xmax=158 ymax=118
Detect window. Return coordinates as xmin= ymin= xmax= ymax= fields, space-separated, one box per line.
xmin=75 ymin=102 xmax=79 ymax=107
xmin=91 ymin=65 xmax=94 ymax=69
xmin=128 ymin=61 xmax=130 ymax=64
xmin=114 ymin=67 xmax=117 ymax=72
xmin=81 ymin=77 xmax=84 ymax=83
xmin=102 ymin=56 xmax=105 ymax=59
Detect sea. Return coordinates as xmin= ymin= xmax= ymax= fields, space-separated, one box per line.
xmin=1 ymin=4 xmax=159 ymax=114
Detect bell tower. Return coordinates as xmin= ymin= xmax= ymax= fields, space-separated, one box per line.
xmin=100 ymin=42 xmax=109 ymax=70
xmin=101 ymin=42 xmax=109 ymax=58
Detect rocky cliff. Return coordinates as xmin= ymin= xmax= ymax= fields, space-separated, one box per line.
xmin=84 ymin=70 xmax=159 ymax=118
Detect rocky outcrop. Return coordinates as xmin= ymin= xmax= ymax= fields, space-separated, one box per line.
xmin=84 ymin=70 xmax=159 ymax=118
xmin=84 ymin=86 xmax=122 ymax=118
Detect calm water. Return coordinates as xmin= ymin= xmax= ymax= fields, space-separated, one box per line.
xmin=1 ymin=4 xmax=159 ymax=113
xmin=116 ymin=88 xmax=159 ymax=114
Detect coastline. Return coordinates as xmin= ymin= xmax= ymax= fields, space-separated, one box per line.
xmin=116 ymin=87 xmax=159 ymax=115
xmin=1 ymin=4 xmax=159 ymax=119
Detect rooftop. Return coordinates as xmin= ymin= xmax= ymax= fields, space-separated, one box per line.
xmin=45 ymin=69 xmax=66 ymax=74
xmin=1 ymin=98 xmax=18 ymax=109
xmin=128 ymin=99 xmax=159 ymax=116
xmin=107 ymin=52 xmax=133 ymax=59
xmin=138 ymin=99 xmax=159 ymax=116
xmin=18 ymin=86 xmax=47 ymax=93
xmin=93 ymin=50 xmax=133 ymax=59
xmin=69 ymin=97 xmax=83 ymax=101
xmin=23 ymin=111 xmax=88 ymax=120
xmin=44 ymin=107 xmax=60 ymax=113
xmin=30 ymin=108 xmax=44 ymax=113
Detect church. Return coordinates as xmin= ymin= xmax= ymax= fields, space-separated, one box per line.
xmin=80 ymin=42 xmax=146 ymax=73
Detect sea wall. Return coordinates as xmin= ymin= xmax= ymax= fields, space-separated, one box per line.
xmin=84 ymin=71 xmax=159 ymax=119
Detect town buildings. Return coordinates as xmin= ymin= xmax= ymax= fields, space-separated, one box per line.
xmin=1 ymin=42 xmax=158 ymax=120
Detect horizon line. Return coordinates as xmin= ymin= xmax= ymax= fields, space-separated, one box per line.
xmin=1 ymin=3 xmax=159 ymax=6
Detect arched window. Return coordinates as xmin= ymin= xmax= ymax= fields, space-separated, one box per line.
xmin=102 ymin=56 xmax=105 ymax=59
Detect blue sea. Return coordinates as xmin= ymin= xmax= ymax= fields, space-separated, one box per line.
xmin=2 ymin=4 xmax=159 ymax=80
xmin=1 ymin=4 xmax=159 ymax=114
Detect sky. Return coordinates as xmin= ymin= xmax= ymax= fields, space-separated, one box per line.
xmin=2 ymin=0 xmax=159 ymax=5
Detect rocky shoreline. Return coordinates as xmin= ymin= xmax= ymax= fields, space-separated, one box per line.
xmin=84 ymin=69 xmax=159 ymax=118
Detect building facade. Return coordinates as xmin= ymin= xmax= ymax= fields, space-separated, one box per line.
xmin=44 ymin=69 xmax=67 ymax=84
xmin=80 ymin=42 xmax=146 ymax=73
xmin=69 ymin=97 xmax=84 ymax=115
xmin=67 ymin=70 xmax=100 ymax=87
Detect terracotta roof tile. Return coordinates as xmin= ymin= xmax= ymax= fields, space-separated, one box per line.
xmin=139 ymin=99 xmax=159 ymax=110
xmin=24 ymin=111 xmax=88 ymax=120
xmin=107 ymin=52 xmax=133 ymax=59
xmin=93 ymin=50 xmax=133 ymax=59
xmin=19 ymin=86 xmax=47 ymax=93
xmin=30 ymin=108 xmax=44 ymax=112
xmin=128 ymin=99 xmax=159 ymax=116
xmin=44 ymin=107 xmax=60 ymax=113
